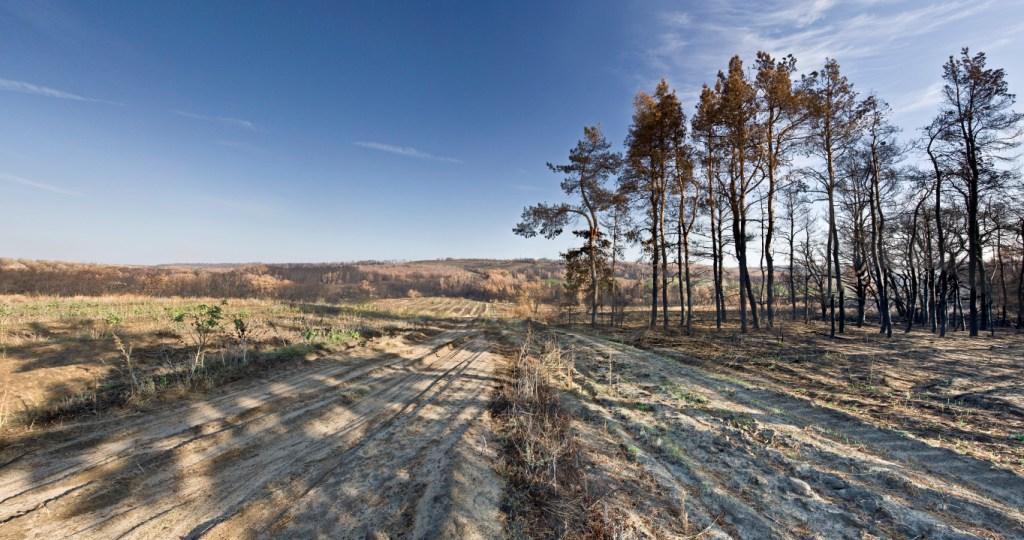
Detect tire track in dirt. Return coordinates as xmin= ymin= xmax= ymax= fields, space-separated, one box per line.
xmin=556 ymin=329 xmax=1024 ymax=539
xmin=0 ymin=332 xmax=471 ymax=514
xmin=0 ymin=328 xmax=504 ymax=539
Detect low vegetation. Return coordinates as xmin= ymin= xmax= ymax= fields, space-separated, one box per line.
xmin=493 ymin=326 xmax=584 ymax=537
xmin=0 ymin=295 xmax=415 ymax=430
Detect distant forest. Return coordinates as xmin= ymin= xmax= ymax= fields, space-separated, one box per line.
xmin=0 ymin=258 xmax=657 ymax=304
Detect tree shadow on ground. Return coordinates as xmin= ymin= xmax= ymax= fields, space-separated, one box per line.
xmin=0 ymin=326 xmax=501 ymax=539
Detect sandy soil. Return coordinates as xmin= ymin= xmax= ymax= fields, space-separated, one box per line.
xmin=0 ymin=328 xmax=504 ymax=539
xmin=3 ymin=308 xmax=1022 ymax=539
xmin=550 ymin=327 xmax=1024 ymax=539
xmin=601 ymin=321 xmax=1024 ymax=475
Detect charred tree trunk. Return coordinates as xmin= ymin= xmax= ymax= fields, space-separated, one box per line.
xmin=966 ymin=144 xmax=981 ymax=336
xmin=996 ymin=226 xmax=1009 ymax=326
xmin=716 ymin=205 xmax=727 ymax=323
xmin=868 ymin=140 xmax=892 ymax=337
xmin=677 ymin=214 xmax=685 ymax=328
xmin=825 ymin=172 xmax=841 ymax=337
xmin=710 ymin=199 xmax=723 ymax=329
xmin=1017 ymin=218 xmax=1024 ymax=329
xmin=733 ymin=201 xmax=749 ymax=333
xmin=929 ymin=141 xmax=948 ymax=337
xmin=588 ymin=227 xmax=599 ymax=328
xmin=925 ymin=214 xmax=936 ymax=332
xmin=684 ymin=229 xmax=693 ymax=334
xmin=788 ymin=214 xmax=798 ymax=321
xmin=659 ymin=192 xmax=670 ymax=332
xmin=765 ymin=160 xmax=777 ymax=329
xmin=649 ymin=194 xmax=659 ymax=329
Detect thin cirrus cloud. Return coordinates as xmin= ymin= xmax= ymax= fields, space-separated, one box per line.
xmin=646 ymin=0 xmax=993 ymax=85
xmin=894 ymin=82 xmax=945 ymax=115
xmin=354 ymin=141 xmax=463 ymax=164
xmin=0 ymin=77 xmax=118 ymax=105
xmin=0 ymin=173 xmax=81 ymax=197
xmin=174 ymin=110 xmax=259 ymax=131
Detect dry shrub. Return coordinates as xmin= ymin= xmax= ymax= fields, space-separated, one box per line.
xmin=495 ymin=326 xmax=665 ymax=539
xmin=495 ymin=325 xmax=593 ymax=538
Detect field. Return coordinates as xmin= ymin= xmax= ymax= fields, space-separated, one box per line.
xmin=1 ymin=296 xmax=1023 ymax=538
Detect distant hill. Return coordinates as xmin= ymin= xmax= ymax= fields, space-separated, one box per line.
xmin=0 ymin=257 xmax=750 ymax=306
xmin=0 ymin=258 xmax=644 ymax=303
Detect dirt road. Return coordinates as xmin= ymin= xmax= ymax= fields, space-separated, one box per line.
xmin=3 ymin=319 xmax=1023 ymax=539
xmin=0 ymin=328 xmax=504 ymax=539
xmin=552 ymin=329 xmax=1024 ymax=539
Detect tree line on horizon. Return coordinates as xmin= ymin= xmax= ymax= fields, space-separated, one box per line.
xmin=0 ymin=258 xmax=590 ymax=304
xmin=515 ymin=48 xmax=1024 ymax=338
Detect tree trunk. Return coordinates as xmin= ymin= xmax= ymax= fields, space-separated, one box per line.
xmin=765 ymin=172 xmax=776 ymax=328
xmin=733 ymin=206 xmax=749 ymax=333
xmin=966 ymin=143 xmax=981 ymax=336
xmin=708 ymin=175 xmax=723 ymax=329
xmin=830 ymin=294 xmax=836 ymax=336
xmin=826 ymin=171 xmax=845 ymax=334
xmin=788 ymin=213 xmax=797 ymax=321
xmin=677 ymin=206 xmax=685 ymax=328
xmin=649 ymin=195 xmax=659 ymax=329
xmin=659 ymin=191 xmax=670 ymax=332
xmin=868 ymin=140 xmax=892 ymax=337
xmin=684 ymin=234 xmax=693 ymax=334
xmin=855 ymin=269 xmax=866 ymax=327
xmin=928 ymin=142 xmax=948 ymax=337
xmin=1016 ymin=218 xmax=1024 ymax=329
xmin=803 ymin=270 xmax=810 ymax=324
xmin=826 ymin=182 xmax=836 ymax=338
xmin=717 ymin=206 xmax=727 ymax=323
xmin=955 ymin=273 xmax=967 ymax=331
xmin=996 ymin=226 xmax=1009 ymax=325
xmin=589 ymin=227 xmax=598 ymax=328
xmin=609 ymin=212 xmax=619 ymax=328
xmin=684 ymin=240 xmax=692 ymax=334
xmin=743 ymin=216 xmax=760 ymax=330
xmin=710 ymin=200 xmax=722 ymax=329
xmin=925 ymin=215 xmax=936 ymax=333
xmin=976 ymin=236 xmax=989 ymax=332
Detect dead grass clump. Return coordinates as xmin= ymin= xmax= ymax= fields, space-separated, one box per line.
xmin=10 ymin=341 xmax=322 ymax=430
xmin=493 ymin=325 xmax=590 ymax=538
xmin=494 ymin=326 xmax=691 ymax=538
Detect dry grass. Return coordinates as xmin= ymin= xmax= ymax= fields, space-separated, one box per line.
xmin=492 ymin=325 xmax=683 ymax=539
xmin=493 ymin=325 xmax=587 ymax=538
xmin=577 ymin=307 xmax=1024 ymax=475
xmin=0 ymin=294 xmax=445 ymax=433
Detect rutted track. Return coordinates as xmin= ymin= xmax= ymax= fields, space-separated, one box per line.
xmin=5 ymin=318 xmax=1022 ymax=539
xmin=554 ymin=329 xmax=1024 ymax=539
xmin=0 ymin=329 xmax=504 ymax=539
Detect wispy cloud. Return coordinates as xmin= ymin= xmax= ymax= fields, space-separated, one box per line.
xmin=174 ymin=110 xmax=259 ymax=131
xmin=767 ymin=0 xmax=837 ymax=28
xmin=0 ymin=77 xmax=118 ymax=104
xmin=0 ymin=173 xmax=81 ymax=196
xmin=894 ymin=82 xmax=944 ymax=115
xmin=354 ymin=141 xmax=463 ymax=164
xmin=647 ymin=0 xmax=993 ymax=85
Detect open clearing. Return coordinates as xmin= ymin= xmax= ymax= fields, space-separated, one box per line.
xmin=0 ymin=326 xmax=504 ymax=539
xmin=1 ymin=297 xmax=1023 ymax=538
xmin=539 ymin=326 xmax=1024 ymax=538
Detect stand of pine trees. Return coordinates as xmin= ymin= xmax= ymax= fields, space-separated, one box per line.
xmin=516 ymin=48 xmax=1024 ymax=337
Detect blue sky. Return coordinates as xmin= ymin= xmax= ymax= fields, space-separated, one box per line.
xmin=1 ymin=0 xmax=1021 ymax=264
